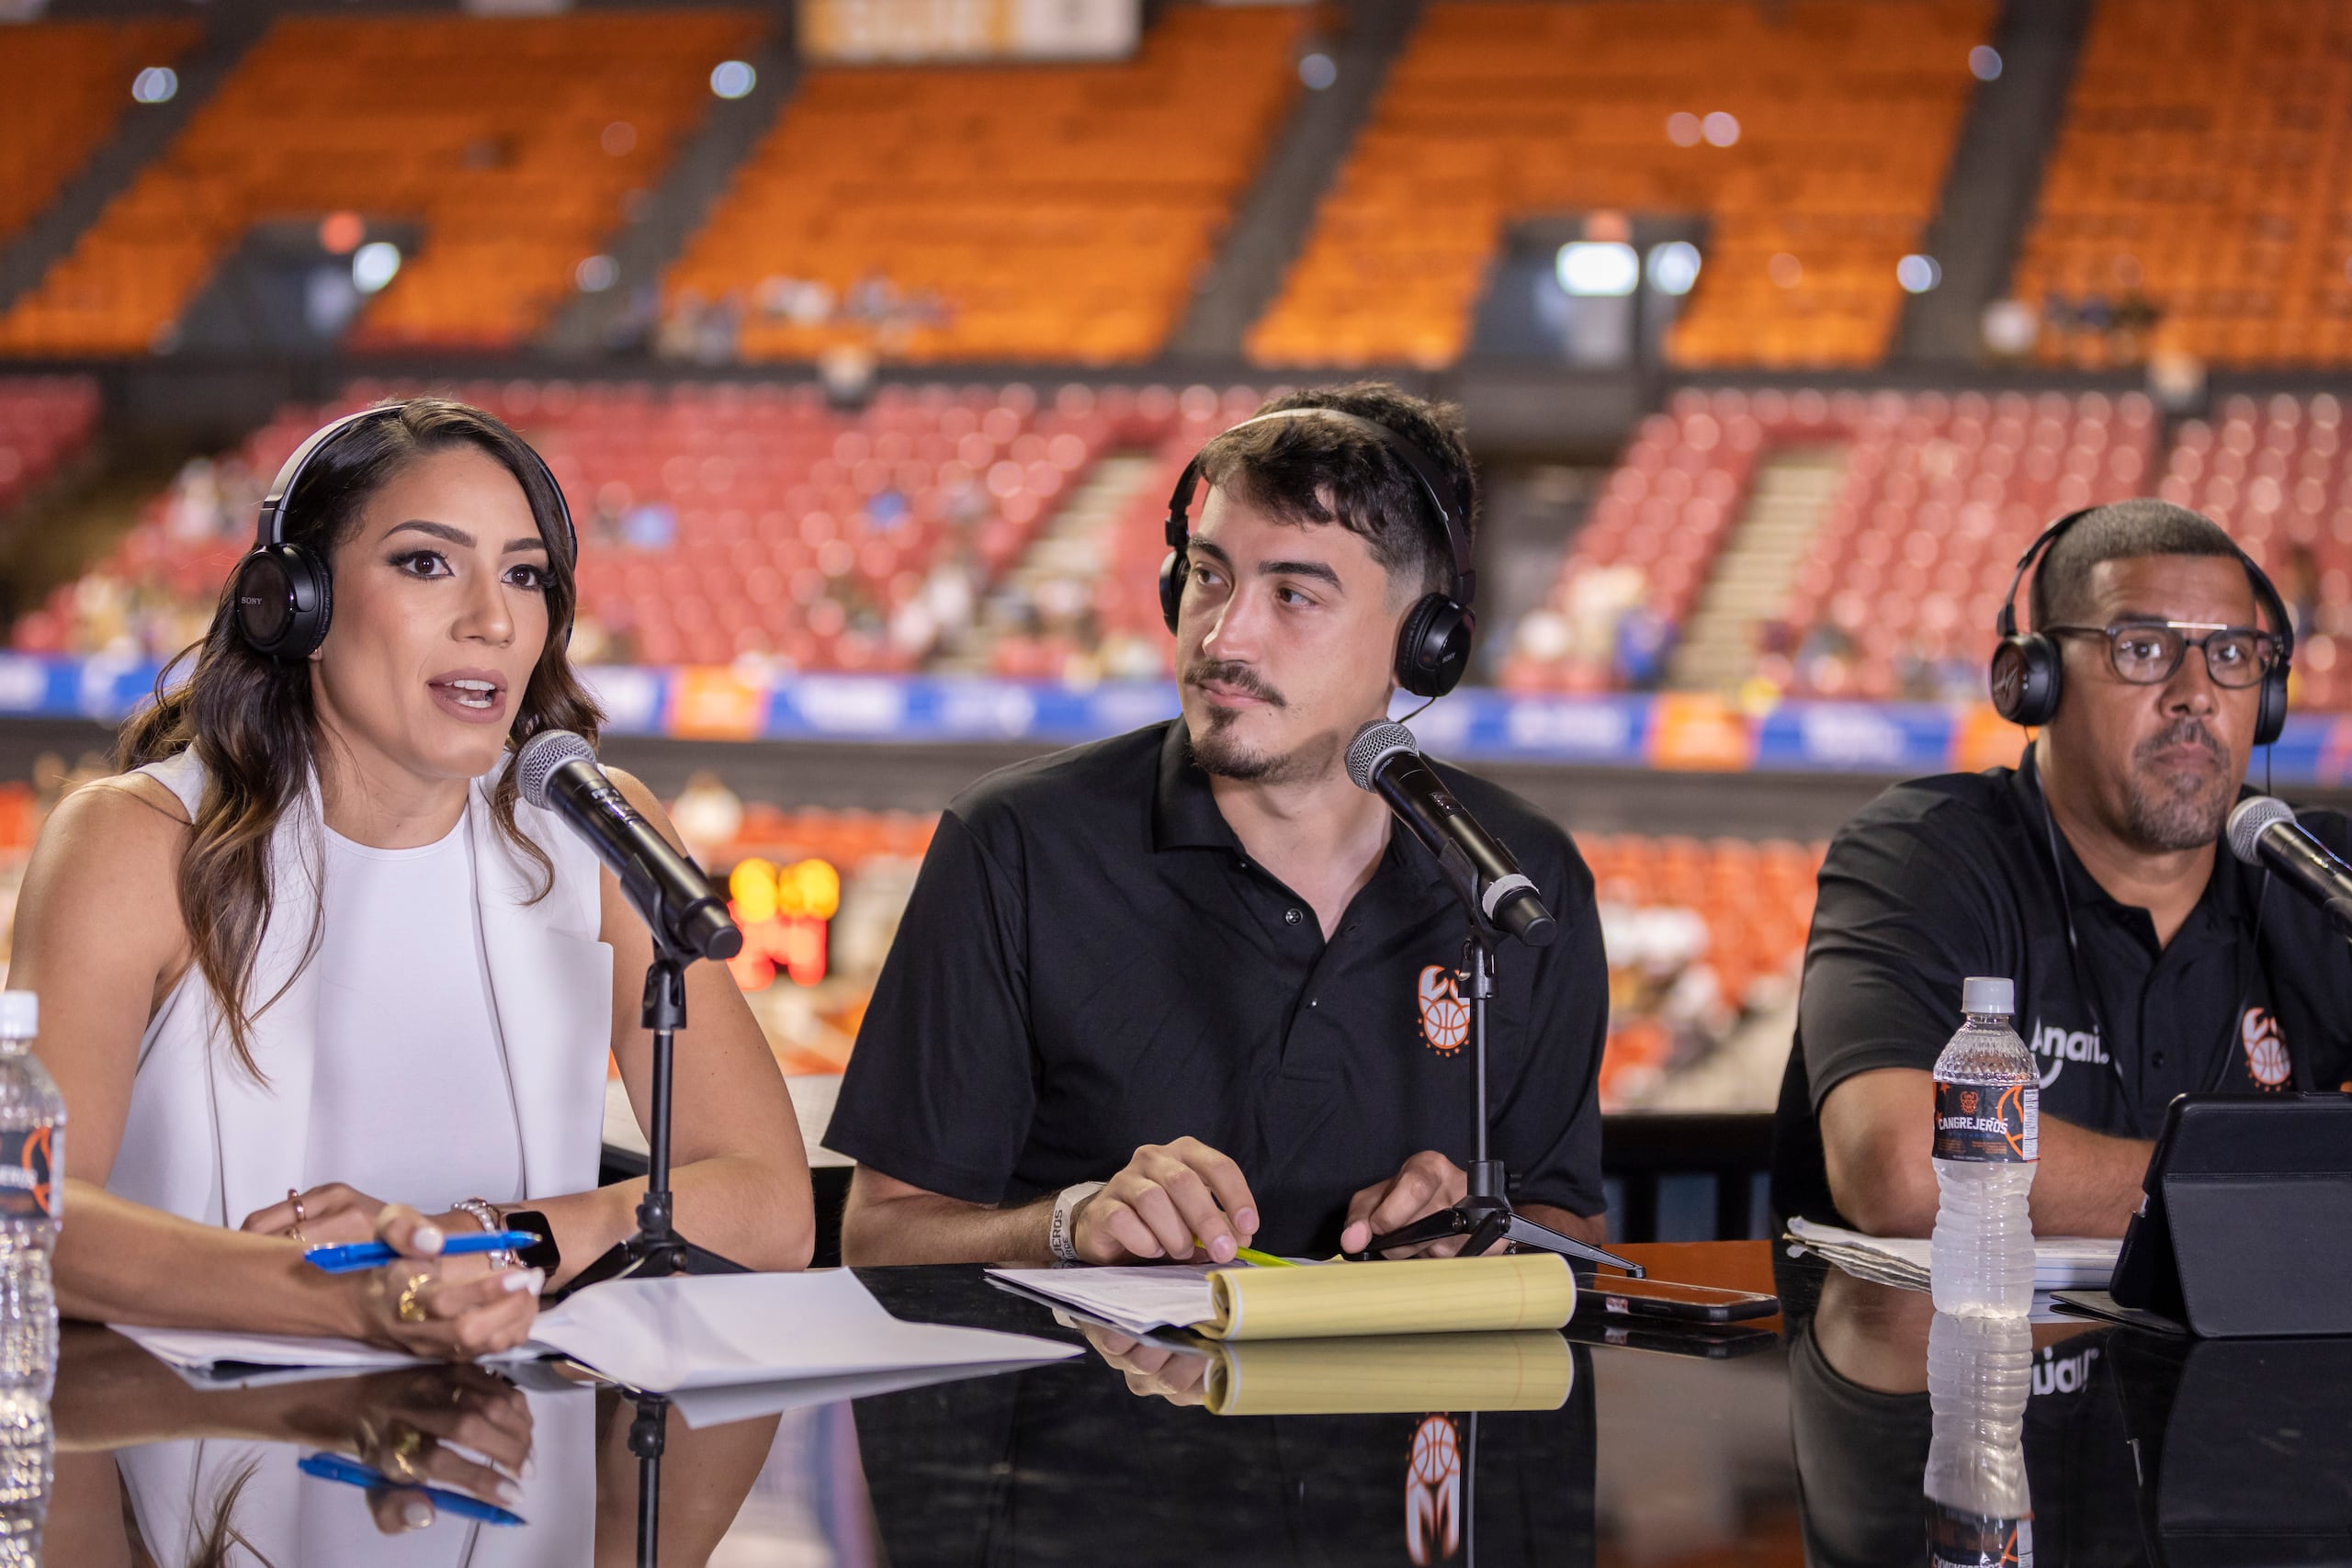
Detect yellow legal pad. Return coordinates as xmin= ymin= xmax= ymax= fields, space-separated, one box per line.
xmin=1203 ymin=1329 xmax=1575 ymax=1416
xmin=1199 ymin=1252 xmax=1577 ymax=1341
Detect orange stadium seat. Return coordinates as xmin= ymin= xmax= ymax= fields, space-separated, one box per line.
xmin=1248 ymin=0 xmax=1989 ymax=370
xmin=666 ymin=6 xmax=1307 ymax=365
xmin=0 ymin=19 xmax=200 ymax=256
xmin=0 ymin=11 xmax=761 ymax=355
xmin=2014 ymin=0 xmax=2352 ymax=367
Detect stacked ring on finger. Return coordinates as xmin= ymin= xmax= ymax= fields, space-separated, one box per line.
xmin=379 ymin=1424 xmax=433 ymax=1485
xmin=397 ymin=1271 xmax=435 ymax=1325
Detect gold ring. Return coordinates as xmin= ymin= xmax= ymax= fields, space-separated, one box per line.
xmin=397 ymin=1272 xmax=435 ymax=1325
xmin=288 ymin=1188 xmax=307 ymax=1226
xmin=379 ymin=1424 xmax=432 ymax=1485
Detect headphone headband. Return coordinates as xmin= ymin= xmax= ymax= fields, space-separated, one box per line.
xmin=1162 ymin=407 xmax=1476 ymax=611
xmin=254 ymin=403 xmax=577 ymax=561
xmin=1996 ymin=505 xmax=2295 ymax=662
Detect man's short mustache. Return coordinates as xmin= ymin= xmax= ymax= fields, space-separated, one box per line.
xmin=2136 ymin=719 xmax=2225 ymax=766
xmin=1183 ymin=660 xmax=1286 ymax=707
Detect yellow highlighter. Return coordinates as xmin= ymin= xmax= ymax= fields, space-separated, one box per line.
xmin=1196 ymin=1237 xmax=1296 ymax=1268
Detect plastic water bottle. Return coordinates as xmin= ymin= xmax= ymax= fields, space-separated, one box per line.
xmin=1928 ymin=976 xmax=2037 ymax=1318
xmin=0 ymin=992 xmax=60 ymax=1564
xmin=1924 ymin=1311 xmax=2034 ymax=1567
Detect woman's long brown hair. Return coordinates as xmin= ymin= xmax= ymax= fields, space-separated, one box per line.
xmin=118 ymin=399 xmax=604 ymax=1077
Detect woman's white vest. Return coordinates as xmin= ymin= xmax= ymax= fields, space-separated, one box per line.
xmin=109 ymin=748 xmax=615 ymax=1226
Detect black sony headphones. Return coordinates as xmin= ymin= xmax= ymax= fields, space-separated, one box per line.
xmin=231 ymin=403 xmax=577 ymax=660
xmin=1988 ymin=506 xmax=2293 ymax=747
xmin=1159 ymin=407 xmax=1478 ymax=699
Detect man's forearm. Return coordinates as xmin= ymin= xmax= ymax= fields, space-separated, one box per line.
xmin=1521 ymin=1202 xmax=1608 ymax=1247
xmin=839 ymin=1189 xmax=1056 ymax=1266
xmin=2029 ymin=1118 xmax=2154 ymax=1237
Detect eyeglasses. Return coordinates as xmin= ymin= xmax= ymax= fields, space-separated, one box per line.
xmin=2045 ymin=620 xmax=2278 ymax=688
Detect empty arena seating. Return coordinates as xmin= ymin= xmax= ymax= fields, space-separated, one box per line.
xmin=0 ymin=378 xmax=101 ymax=518
xmin=665 ymin=6 xmax=1305 ymax=364
xmin=1503 ymin=389 xmax=2157 ymax=700
xmin=1248 ymin=0 xmax=1990 ymax=369
xmin=0 ymin=20 xmax=200 ymax=258
xmin=10 ymin=378 xmax=1128 ymax=670
xmin=2156 ymin=393 xmax=2352 ymax=707
xmin=0 ymin=11 xmax=759 ymax=355
xmin=2014 ymin=0 xmax=2352 ymax=367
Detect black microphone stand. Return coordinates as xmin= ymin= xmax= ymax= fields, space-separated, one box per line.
xmin=628 ymin=1391 xmax=668 ymax=1568
xmin=1354 ymin=901 xmax=1645 ymax=1276
xmin=559 ymin=926 xmax=750 ymax=1296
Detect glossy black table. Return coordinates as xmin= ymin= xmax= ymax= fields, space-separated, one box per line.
xmin=43 ymin=1243 xmax=2352 ymax=1566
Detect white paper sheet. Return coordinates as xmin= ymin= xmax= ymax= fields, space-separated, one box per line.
xmin=1785 ymin=1218 xmax=2120 ymax=1291
xmin=984 ymin=1264 xmax=1226 ymax=1336
xmin=115 ymin=1269 xmax=1079 ymax=1393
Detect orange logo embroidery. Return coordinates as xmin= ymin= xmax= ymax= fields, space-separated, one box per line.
xmin=2242 ymin=1008 xmax=2290 ymax=1089
xmin=1418 ymin=966 xmax=1468 ymax=1055
xmin=1405 ymin=1415 xmax=1461 ymax=1564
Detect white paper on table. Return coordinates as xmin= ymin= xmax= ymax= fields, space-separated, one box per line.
xmin=667 ymin=1358 xmax=1053 ymax=1428
xmin=116 ymin=1269 xmax=1079 ymax=1393
xmin=983 ymin=1264 xmax=1225 ymax=1336
xmin=526 ymin=1270 xmax=1078 ymax=1391
xmin=1786 ymin=1218 xmax=2120 ymax=1291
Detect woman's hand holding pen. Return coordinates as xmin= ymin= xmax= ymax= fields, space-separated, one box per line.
xmin=242 ymin=1182 xmax=469 ymax=1251
xmin=337 ymin=1205 xmax=543 ymax=1359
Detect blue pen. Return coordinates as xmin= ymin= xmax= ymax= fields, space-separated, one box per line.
xmin=299 ymin=1452 xmax=525 ymax=1527
xmin=303 ymin=1231 xmax=540 ymax=1274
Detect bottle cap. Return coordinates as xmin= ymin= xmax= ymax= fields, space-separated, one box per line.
xmin=1962 ymin=976 xmax=2014 ymax=1016
xmin=0 ymin=992 xmax=34 ymax=1037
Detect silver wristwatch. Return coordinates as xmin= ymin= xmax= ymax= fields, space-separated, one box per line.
xmin=1048 ymin=1180 xmax=1105 ymax=1263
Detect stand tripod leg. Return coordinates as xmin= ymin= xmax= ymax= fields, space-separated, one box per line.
xmin=1502 ymin=1213 xmax=1645 ymax=1277
xmin=1354 ymin=1207 xmax=1474 ymax=1259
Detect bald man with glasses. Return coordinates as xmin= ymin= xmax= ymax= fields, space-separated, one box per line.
xmin=1772 ymin=500 xmax=2352 ymax=1238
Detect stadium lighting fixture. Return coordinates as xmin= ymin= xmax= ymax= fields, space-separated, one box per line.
xmin=1897 ymin=254 xmax=1942 ymax=293
xmin=1702 ymin=112 xmax=1740 ymax=148
xmin=577 ymin=255 xmax=619 ymax=293
xmin=710 ymin=61 xmax=756 ymax=99
xmin=1666 ymin=112 xmax=1702 ymax=147
xmin=1970 ymin=45 xmax=2002 ymax=81
xmin=1769 ymin=252 xmax=1804 ymax=288
xmin=352 ymin=242 xmax=402 ymax=294
xmin=1298 ymin=51 xmax=1337 ymax=90
xmin=131 ymin=66 xmax=177 ymax=105
xmin=1556 ymin=242 xmax=1640 ymax=298
xmin=1647 ymin=241 xmax=1702 ymax=297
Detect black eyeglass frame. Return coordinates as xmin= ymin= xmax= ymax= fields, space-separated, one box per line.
xmin=2043 ymin=619 xmax=2281 ymax=689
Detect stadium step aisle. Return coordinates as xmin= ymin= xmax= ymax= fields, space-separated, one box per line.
xmin=1666 ymin=448 xmax=1848 ymax=692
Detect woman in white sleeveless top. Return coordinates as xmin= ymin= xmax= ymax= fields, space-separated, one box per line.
xmin=6 ymin=400 xmax=812 ymax=1360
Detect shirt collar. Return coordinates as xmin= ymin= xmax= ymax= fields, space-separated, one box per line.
xmin=1148 ymin=718 xmax=1445 ymax=888
xmin=2010 ymin=747 xmax=2251 ymax=947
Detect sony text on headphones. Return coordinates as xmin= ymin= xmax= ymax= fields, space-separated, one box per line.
xmin=1987 ymin=505 xmax=2294 ymax=747
xmin=232 ymin=403 xmax=578 ymax=660
xmin=1159 ymin=407 xmax=1478 ymax=699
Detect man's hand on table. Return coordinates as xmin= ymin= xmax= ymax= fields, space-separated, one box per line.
xmin=1072 ymin=1137 xmax=1261 ymax=1264
xmin=1078 ymin=1325 xmax=1213 ymax=1407
xmin=1338 ymin=1150 xmax=1498 ymax=1259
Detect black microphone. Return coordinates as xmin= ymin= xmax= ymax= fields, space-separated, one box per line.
xmin=1345 ymin=721 xmax=1556 ymax=947
xmin=516 ymin=730 xmax=742 ymax=962
xmin=2228 ymin=795 xmax=2352 ymax=942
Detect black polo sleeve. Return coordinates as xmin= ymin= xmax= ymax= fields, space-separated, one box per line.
xmin=822 ymin=807 xmax=1036 ymax=1203
xmin=1493 ymin=877 xmax=1609 ymax=1218
xmin=1798 ymin=805 xmax=2007 ymax=1108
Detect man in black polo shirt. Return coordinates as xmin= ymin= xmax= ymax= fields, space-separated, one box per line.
xmin=825 ymin=383 xmax=1608 ymax=1263
xmin=1774 ymin=500 xmax=2352 ymax=1235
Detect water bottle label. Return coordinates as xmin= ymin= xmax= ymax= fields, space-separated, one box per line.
xmin=1933 ymin=1080 xmax=2039 ymax=1163
xmin=1928 ymin=1504 xmax=2033 ymax=1567
xmin=0 ymin=1127 xmax=54 ymax=1219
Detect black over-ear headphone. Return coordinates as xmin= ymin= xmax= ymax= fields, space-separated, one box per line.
xmin=1159 ymin=407 xmax=1478 ymax=699
xmin=231 ymin=403 xmax=578 ymax=660
xmin=1988 ymin=506 xmax=2293 ymax=746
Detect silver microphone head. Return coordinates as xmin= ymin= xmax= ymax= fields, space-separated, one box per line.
xmin=2227 ymin=795 xmax=2295 ymax=867
xmin=515 ymin=728 xmax=596 ymax=810
xmin=1345 ymin=720 xmax=1419 ymax=793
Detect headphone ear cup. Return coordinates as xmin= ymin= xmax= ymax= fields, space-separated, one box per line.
xmin=1158 ymin=547 xmax=1187 ymax=636
xmin=1988 ymin=633 xmax=2061 ymax=728
xmin=233 ymin=543 xmax=333 ymax=660
xmin=1396 ymin=594 xmax=1475 ymax=699
xmin=2256 ymin=665 xmax=2290 ymax=747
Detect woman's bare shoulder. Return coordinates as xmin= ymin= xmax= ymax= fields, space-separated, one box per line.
xmin=33 ymin=773 xmax=194 ymax=883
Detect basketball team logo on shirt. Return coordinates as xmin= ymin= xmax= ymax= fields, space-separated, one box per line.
xmin=1405 ymin=1414 xmax=1461 ymax=1564
xmin=2241 ymin=1007 xmax=2290 ymax=1089
xmin=1418 ymin=966 xmax=1469 ymax=1056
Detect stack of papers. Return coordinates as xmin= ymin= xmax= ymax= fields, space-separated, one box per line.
xmin=1786 ymin=1218 xmax=2120 ymax=1292
xmin=117 ymin=1270 xmax=1078 ymax=1404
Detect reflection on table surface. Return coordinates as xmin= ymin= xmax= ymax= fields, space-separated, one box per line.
xmin=41 ymin=1242 xmax=2352 ymax=1565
